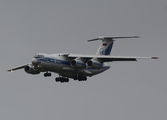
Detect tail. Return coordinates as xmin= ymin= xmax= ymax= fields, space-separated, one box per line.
xmin=88 ymin=36 xmax=140 ymax=55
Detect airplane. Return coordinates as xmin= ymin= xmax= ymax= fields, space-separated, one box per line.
xmin=7 ymin=36 xmax=158 ymax=83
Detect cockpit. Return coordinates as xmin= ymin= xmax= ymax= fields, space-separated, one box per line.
xmin=33 ymin=54 xmax=45 ymax=58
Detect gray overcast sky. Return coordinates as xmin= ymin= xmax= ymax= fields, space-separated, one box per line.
xmin=0 ymin=0 xmax=167 ymax=120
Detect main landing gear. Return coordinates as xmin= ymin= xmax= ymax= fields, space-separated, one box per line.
xmin=44 ymin=72 xmax=51 ymax=77
xmin=55 ymin=77 xmax=69 ymax=83
xmin=73 ymin=76 xmax=87 ymax=81
xmin=55 ymin=76 xmax=87 ymax=83
xmin=43 ymin=72 xmax=87 ymax=83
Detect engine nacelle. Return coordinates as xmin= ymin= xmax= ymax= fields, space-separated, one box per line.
xmin=24 ymin=65 xmax=40 ymax=74
xmin=70 ymin=59 xmax=86 ymax=69
xmin=87 ymin=59 xmax=103 ymax=69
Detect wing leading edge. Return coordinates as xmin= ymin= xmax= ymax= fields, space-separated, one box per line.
xmin=68 ymin=54 xmax=158 ymax=62
xmin=7 ymin=64 xmax=29 ymax=72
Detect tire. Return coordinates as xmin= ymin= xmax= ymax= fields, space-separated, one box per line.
xmin=44 ymin=73 xmax=47 ymax=77
xmin=55 ymin=78 xmax=60 ymax=82
xmin=48 ymin=73 xmax=51 ymax=76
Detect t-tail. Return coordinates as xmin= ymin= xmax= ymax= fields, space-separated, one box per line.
xmin=88 ymin=36 xmax=140 ymax=55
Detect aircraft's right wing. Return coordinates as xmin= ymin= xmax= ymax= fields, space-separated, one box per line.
xmin=7 ymin=64 xmax=29 ymax=72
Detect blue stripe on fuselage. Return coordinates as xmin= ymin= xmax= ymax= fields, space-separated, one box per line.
xmin=37 ymin=57 xmax=71 ymax=65
xmin=37 ymin=58 xmax=110 ymax=70
xmin=37 ymin=58 xmax=55 ymax=63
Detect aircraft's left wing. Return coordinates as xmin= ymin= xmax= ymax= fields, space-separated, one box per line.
xmin=7 ymin=64 xmax=29 ymax=72
xmin=68 ymin=54 xmax=158 ymax=62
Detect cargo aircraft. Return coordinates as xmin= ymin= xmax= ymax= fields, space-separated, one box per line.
xmin=7 ymin=36 xmax=158 ymax=83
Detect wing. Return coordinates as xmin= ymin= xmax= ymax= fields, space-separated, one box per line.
xmin=7 ymin=64 xmax=29 ymax=72
xmin=68 ymin=54 xmax=158 ymax=62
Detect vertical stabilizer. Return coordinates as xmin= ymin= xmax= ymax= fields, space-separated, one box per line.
xmin=96 ymin=40 xmax=114 ymax=55
xmin=88 ymin=36 xmax=140 ymax=55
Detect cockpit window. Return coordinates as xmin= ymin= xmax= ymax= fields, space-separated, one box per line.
xmin=34 ymin=54 xmax=44 ymax=58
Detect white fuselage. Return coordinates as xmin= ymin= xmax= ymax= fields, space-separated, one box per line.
xmin=34 ymin=53 xmax=110 ymax=78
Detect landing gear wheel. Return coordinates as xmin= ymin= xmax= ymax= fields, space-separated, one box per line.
xmin=55 ymin=77 xmax=59 ymax=82
xmin=73 ymin=76 xmax=78 ymax=80
xmin=55 ymin=77 xmax=69 ymax=83
xmin=44 ymin=73 xmax=47 ymax=77
xmin=44 ymin=72 xmax=51 ymax=77
xmin=73 ymin=75 xmax=87 ymax=81
xmin=48 ymin=73 xmax=51 ymax=76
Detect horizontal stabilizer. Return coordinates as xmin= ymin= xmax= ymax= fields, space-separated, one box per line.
xmin=88 ymin=36 xmax=140 ymax=42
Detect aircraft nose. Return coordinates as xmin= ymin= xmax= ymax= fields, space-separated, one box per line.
xmin=32 ymin=58 xmax=37 ymax=64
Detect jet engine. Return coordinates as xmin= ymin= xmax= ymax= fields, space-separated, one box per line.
xmin=24 ymin=65 xmax=40 ymax=74
xmin=70 ymin=58 xmax=86 ymax=69
xmin=87 ymin=59 xmax=103 ymax=69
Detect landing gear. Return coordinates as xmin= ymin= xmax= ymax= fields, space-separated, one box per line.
xmin=78 ymin=76 xmax=87 ymax=81
xmin=44 ymin=72 xmax=51 ymax=77
xmin=73 ymin=76 xmax=87 ymax=81
xmin=43 ymin=72 xmax=87 ymax=83
xmin=55 ymin=77 xmax=69 ymax=83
